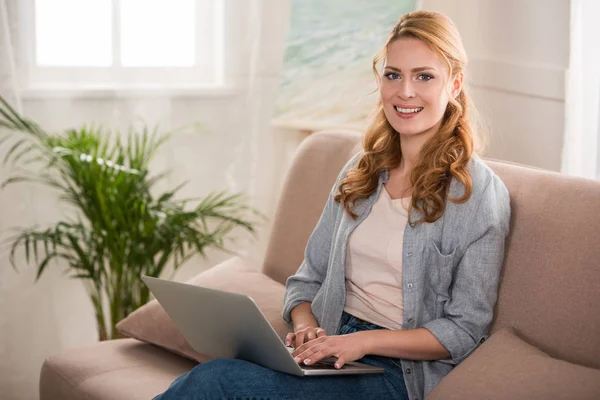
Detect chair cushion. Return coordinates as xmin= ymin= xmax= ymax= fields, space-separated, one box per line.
xmin=116 ymin=256 xmax=291 ymax=363
xmin=426 ymin=328 xmax=600 ymax=400
xmin=40 ymin=338 xmax=196 ymax=400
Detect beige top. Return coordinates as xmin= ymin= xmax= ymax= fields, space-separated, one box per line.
xmin=343 ymin=186 xmax=410 ymax=330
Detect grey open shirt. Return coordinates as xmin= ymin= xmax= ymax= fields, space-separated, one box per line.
xmin=282 ymin=152 xmax=511 ymax=400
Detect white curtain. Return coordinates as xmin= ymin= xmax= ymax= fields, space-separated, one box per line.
xmin=0 ymin=0 xmax=19 ymax=111
xmin=0 ymin=0 xmax=21 ymax=397
xmin=561 ymin=0 xmax=600 ymax=179
xmin=0 ymin=0 xmax=292 ymax=398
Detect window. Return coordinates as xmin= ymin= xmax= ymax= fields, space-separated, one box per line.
xmin=19 ymin=0 xmax=224 ymax=89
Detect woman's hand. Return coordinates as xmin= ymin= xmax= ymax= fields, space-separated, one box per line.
xmin=286 ymin=326 xmax=327 ymax=348
xmin=291 ymin=332 xmax=369 ymax=369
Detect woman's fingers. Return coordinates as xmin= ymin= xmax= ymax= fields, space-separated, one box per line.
xmin=295 ymin=331 xmax=306 ymax=347
xmin=287 ymin=326 xmax=328 ymax=349
xmin=300 ymin=347 xmax=327 ymax=365
xmin=334 ymin=356 xmax=345 ymax=369
xmin=285 ymin=332 xmax=295 ymax=346
xmin=292 ymin=336 xmax=327 ymax=359
xmin=291 ymin=333 xmax=363 ymax=367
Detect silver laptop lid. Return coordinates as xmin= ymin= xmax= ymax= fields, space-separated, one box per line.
xmin=141 ymin=276 xmax=304 ymax=376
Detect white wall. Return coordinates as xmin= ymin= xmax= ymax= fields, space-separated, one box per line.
xmin=0 ymin=1 xmax=293 ymax=399
xmin=422 ymin=0 xmax=571 ymax=171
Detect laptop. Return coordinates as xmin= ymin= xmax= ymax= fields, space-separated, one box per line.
xmin=141 ymin=276 xmax=384 ymax=376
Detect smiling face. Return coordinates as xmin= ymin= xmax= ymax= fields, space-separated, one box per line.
xmin=380 ymin=37 xmax=462 ymax=141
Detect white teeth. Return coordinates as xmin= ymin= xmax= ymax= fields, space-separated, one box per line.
xmin=394 ymin=106 xmax=423 ymax=114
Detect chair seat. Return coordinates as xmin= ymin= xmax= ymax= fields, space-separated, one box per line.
xmin=40 ymin=338 xmax=196 ymax=400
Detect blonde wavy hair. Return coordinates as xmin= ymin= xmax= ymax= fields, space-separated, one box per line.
xmin=334 ymin=10 xmax=488 ymax=225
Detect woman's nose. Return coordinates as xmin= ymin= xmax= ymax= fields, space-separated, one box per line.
xmin=396 ymin=80 xmax=416 ymax=99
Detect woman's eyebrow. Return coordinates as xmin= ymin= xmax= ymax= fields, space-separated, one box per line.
xmin=384 ymin=66 xmax=435 ymax=72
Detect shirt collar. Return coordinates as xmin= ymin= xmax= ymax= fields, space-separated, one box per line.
xmin=378 ymin=168 xmax=389 ymax=185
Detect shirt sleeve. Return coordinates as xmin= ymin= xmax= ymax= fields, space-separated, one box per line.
xmin=422 ymin=174 xmax=511 ymax=364
xmin=282 ymin=152 xmax=361 ymax=325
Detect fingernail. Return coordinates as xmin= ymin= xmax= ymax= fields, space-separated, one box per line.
xmin=294 ymin=357 xmax=301 ymax=363
xmin=335 ymin=363 xmax=340 ymax=369
xmin=304 ymin=359 xmax=311 ymax=364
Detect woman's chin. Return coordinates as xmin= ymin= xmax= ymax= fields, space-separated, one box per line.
xmin=393 ymin=126 xmax=424 ymax=136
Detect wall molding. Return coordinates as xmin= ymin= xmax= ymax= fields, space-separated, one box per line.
xmin=469 ymin=57 xmax=566 ymax=102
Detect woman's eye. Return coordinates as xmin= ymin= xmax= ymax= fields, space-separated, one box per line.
xmin=384 ymin=72 xmax=400 ymax=80
xmin=418 ymin=74 xmax=433 ymax=81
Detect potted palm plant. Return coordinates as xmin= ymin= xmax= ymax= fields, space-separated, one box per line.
xmin=0 ymin=96 xmax=264 ymax=340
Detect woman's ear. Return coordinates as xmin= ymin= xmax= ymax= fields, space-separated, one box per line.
xmin=451 ymin=71 xmax=464 ymax=98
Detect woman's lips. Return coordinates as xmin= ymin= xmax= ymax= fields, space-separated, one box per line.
xmin=394 ymin=106 xmax=423 ymax=119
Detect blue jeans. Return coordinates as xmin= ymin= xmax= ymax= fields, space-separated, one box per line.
xmin=153 ymin=312 xmax=409 ymax=399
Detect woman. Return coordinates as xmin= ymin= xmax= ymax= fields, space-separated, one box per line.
xmin=155 ymin=10 xmax=511 ymax=400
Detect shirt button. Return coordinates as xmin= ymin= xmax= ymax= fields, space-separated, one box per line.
xmin=405 ymin=368 xmax=412 ymax=374
xmin=406 ymin=283 xmax=414 ymax=289
xmin=407 ymin=252 xmax=413 ymax=257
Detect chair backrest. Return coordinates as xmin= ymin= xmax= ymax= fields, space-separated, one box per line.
xmin=262 ymin=129 xmax=600 ymax=369
xmin=261 ymin=129 xmax=361 ymax=284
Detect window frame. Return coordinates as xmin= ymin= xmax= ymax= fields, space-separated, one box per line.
xmin=17 ymin=0 xmax=225 ymax=91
